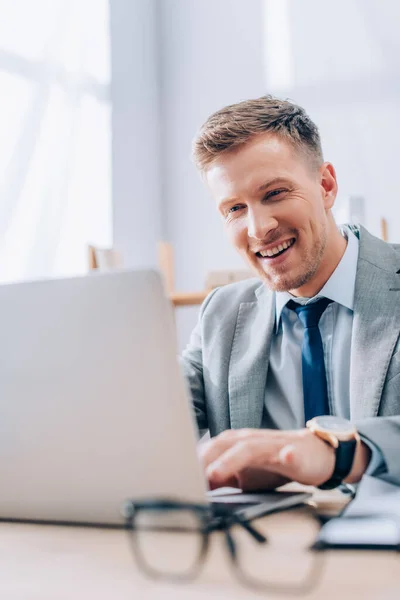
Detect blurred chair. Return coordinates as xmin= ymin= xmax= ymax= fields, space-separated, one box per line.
xmin=380 ymin=218 xmax=388 ymax=242
xmin=157 ymin=241 xmax=175 ymax=295
xmin=88 ymin=245 xmax=123 ymax=271
xmin=88 ymin=242 xmax=254 ymax=307
xmin=87 ymin=242 xmax=205 ymax=307
xmin=157 ymin=241 xmax=253 ymax=307
xmin=157 ymin=241 xmax=208 ymax=307
xmin=205 ymin=269 xmax=253 ymax=290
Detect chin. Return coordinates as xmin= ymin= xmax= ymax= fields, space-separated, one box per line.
xmin=259 ymin=270 xmax=310 ymax=293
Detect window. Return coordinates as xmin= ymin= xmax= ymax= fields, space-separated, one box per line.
xmin=0 ymin=0 xmax=111 ymax=283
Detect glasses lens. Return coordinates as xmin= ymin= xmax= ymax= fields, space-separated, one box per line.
xmin=132 ymin=508 xmax=205 ymax=578
xmin=231 ymin=509 xmax=323 ymax=593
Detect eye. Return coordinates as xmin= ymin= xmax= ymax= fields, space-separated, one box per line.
xmin=228 ymin=204 xmax=244 ymax=214
xmin=265 ymin=188 xmax=287 ymax=200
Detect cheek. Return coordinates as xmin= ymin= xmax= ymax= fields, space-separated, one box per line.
xmin=226 ymin=221 xmax=247 ymax=249
xmin=291 ymin=198 xmax=324 ymax=235
xmin=289 ymin=193 xmax=320 ymax=219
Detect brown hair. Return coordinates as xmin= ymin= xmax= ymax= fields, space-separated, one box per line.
xmin=192 ymin=95 xmax=323 ymax=172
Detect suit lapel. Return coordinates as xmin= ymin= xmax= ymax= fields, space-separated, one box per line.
xmin=350 ymin=228 xmax=400 ymax=419
xmin=228 ymin=285 xmax=275 ymax=429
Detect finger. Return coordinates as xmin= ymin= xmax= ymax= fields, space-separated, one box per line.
xmin=208 ymin=474 xmax=239 ymax=491
xmin=206 ymin=438 xmax=283 ymax=487
xmin=198 ymin=435 xmax=236 ymax=470
xmin=199 ymin=429 xmax=269 ymax=469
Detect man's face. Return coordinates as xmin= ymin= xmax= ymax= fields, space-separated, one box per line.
xmin=205 ymin=134 xmax=338 ymax=294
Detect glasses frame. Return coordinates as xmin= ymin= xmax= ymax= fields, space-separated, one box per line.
xmin=123 ymin=498 xmax=324 ymax=595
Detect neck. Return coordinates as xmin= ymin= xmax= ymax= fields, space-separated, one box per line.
xmin=290 ymin=224 xmax=347 ymax=298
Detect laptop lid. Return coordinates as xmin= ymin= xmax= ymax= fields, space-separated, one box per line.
xmin=0 ymin=270 xmax=207 ymax=525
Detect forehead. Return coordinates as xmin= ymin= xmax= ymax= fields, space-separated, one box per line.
xmin=205 ymin=133 xmax=308 ymax=201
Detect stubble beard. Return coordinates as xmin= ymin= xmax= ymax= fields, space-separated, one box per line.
xmin=253 ymin=227 xmax=328 ymax=293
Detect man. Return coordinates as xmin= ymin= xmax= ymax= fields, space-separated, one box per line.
xmin=181 ymin=95 xmax=400 ymax=492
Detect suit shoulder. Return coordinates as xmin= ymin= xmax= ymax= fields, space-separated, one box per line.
xmin=379 ymin=241 xmax=400 ymax=269
xmin=359 ymin=227 xmax=400 ymax=272
xmin=201 ymin=277 xmax=269 ymax=317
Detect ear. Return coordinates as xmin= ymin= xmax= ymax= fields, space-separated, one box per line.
xmin=320 ymin=162 xmax=338 ymax=210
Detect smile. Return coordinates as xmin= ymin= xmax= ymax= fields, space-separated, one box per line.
xmin=255 ymin=238 xmax=296 ymax=259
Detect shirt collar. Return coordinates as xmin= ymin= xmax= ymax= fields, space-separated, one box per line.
xmin=275 ymin=226 xmax=359 ymax=331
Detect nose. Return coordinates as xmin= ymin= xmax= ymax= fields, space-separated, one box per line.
xmin=247 ymin=205 xmax=278 ymax=240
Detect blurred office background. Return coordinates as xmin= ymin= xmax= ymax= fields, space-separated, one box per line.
xmin=0 ymin=0 xmax=399 ymax=349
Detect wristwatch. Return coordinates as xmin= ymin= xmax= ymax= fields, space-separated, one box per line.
xmin=306 ymin=416 xmax=359 ymax=490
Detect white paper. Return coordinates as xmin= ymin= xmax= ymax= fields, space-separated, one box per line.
xmin=317 ymin=476 xmax=400 ymax=547
xmin=344 ymin=476 xmax=400 ymax=519
xmin=320 ymin=517 xmax=400 ymax=546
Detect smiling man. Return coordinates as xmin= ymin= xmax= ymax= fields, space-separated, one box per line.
xmin=181 ymin=95 xmax=400 ymax=491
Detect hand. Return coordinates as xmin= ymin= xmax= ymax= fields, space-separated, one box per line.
xmin=199 ymin=428 xmax=369 ymax=491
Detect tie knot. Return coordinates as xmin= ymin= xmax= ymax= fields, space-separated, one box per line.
xmin=287 ymin=297 xmax=333 ymax=328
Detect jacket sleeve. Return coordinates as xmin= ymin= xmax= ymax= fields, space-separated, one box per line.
xmin=356 ymin=416 xmax=400 ymax=484
xmin=179 ymin=289 xmax=220 ymax=436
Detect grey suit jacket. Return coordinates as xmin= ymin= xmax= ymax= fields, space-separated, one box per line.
xmin=181 ymin=227 xmax=400 ymax=484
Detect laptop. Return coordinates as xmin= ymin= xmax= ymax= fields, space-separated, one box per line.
xmin=0 ymin=270 xmax=310 ymax=526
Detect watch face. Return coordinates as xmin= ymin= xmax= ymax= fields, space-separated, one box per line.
xmin=313 ymin=415 xmax=355 ymax=434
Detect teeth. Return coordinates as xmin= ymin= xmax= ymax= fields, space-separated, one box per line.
xmin=259 ymin=238 xmax=294 ymax=258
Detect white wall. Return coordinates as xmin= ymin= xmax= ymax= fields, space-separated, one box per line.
xmin=159 ymin=0 xmax=266 ymax=290
xmin=264 ymin=0 xmax=400 ymax=242
xmin=111 ymin=0 xmax=400 ymax=350
xmin=110 ymin=0 xmax=161 ymax=269
xmin=158 ymin=0 xmax=266 ymax=349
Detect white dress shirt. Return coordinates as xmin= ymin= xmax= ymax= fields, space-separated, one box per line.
xmin=261 ymin=227 xmax=384 ymax=475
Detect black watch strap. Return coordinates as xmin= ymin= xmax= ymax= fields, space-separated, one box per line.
xmin=318 ymin=438 xmax=357 ymax=490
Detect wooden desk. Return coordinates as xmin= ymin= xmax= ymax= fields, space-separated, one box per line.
xmin=1 ymin=489 xmax=399 ymax=599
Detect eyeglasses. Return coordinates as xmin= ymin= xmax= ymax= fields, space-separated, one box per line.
xmin=122 ymin=498 xmax=325 ymax=594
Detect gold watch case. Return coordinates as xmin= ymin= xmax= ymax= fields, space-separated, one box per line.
xmin=306 ymin=416 xmax=359 ymax=449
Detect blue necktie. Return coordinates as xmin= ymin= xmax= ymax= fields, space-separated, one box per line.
xmin=287 ymin=297 xmax=333 ymax=423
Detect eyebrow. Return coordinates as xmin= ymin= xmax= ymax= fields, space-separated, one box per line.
xmin=218 ymin=177 xmax=291 ymax=211
xmin=256 ymin=177 xmax=291 ymax=193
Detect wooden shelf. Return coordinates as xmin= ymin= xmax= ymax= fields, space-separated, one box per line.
xmin=170 ymin=290 xmax=208 ymax=307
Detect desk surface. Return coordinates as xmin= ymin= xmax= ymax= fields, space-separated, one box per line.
xmin=1 ymin=487 xmax=399 ymax=600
